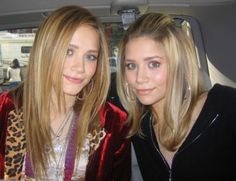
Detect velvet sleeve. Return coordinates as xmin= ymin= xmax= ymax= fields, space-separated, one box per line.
xmin=86 ymin=102 xmax=131 ymax=181
xmin=106 ymin=103 xmax=131 ymax=181
xmin=0 ymin=91 xmax=15 ymax=178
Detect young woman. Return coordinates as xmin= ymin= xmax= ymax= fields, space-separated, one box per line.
xmin=0 ymin=6 xmax=130 ymax=180
xmin=6 ymin=58 xmax=22 ymax=88
xmin=117 ymin=12 xmax=236 ymax=181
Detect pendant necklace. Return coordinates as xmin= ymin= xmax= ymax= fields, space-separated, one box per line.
xmin=44 ymin=110 xmax=73 ymax=154
xmin=52 ymin=110 xmax=73 ymax=179
xmin=52 ymin=110 xmax=73 ymax=142
xmin=25 ymin=111 xmax=79 ymax=181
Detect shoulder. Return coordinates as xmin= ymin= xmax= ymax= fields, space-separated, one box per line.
xmin=100 ymin=102 xmax=127 ymax=123
xmin=0 ymin=91 xmax=15 ymax=117
xmin=0 ymin=91 xmax=14 ymax=108
xmin=99 ymin=102 xmax=128 ymax=134
xmin=0 ymin=91 xmax=15 ymax=133
xmin=207 ymin=83 xmax=236 ymax=111
xmin=208 ymin=83 xmax=236 ymax=101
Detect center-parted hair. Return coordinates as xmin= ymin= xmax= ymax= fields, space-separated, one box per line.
xmin=24 ymin=5 xmax=110 ymax=176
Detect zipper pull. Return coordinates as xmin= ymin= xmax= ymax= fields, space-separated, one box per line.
xmin=169 ymin=170 xmax=172 ymax=181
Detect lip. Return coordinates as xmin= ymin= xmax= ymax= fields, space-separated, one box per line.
xmin=64 ymin=75 xmax=83 ymax=84
xmin=136 ymin=88 xmax=154 ymax=95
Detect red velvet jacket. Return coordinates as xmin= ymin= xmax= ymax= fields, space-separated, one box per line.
xmin=0 ymin=91 xmax=131 ymax=180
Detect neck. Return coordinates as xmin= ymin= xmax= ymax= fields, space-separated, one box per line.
xmin=49 ymin=93 xmax=76 ymax=139
xmin=51 ymin=91 xmax=76 ymax=113
xmin=64 ymin=94 xmax=76 ymax=109
xmin=152 ymin=97 xmax=165 ymax=121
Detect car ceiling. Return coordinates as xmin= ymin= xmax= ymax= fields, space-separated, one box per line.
xmin=0 ymin=0 xmax=235 ymax=28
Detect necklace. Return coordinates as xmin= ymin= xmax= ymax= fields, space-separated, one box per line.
xmin=44 ymin=110 xmax=73 ymax=154
xmin=51 ymin=110 xmax=73 ymax=140
xmin=25 ymin=112 xmax=79 ymax=181
xmin=51 ymin=111 xmax=73 ymax=179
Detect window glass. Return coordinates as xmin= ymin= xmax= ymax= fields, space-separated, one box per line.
xmin=0 ymin=28 xmax=36 ymax=66
xmin=21 ymin=46 xmax=32 ymax=54
xmin=104 ymin=23 xmax=124 ymax=73
xmin=0 ymin=28 xmax=36 ymax=90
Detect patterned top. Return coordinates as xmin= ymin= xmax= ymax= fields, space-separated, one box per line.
xmin=0 ymin=91 xmax=131 ymax=181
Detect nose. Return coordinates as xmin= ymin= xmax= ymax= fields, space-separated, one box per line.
xmin=71 ymin=57 xmax=85 ymax=73
xmin=136 ymin=67 xmax=148 ymax=83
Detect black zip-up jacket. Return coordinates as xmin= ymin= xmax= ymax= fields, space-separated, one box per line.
xmin=132 ymin=84 xmax=236 ymax=181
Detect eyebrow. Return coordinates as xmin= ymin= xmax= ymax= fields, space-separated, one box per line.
xmin=144 ymin=56 xmax=162 ymax=61
xmin=68 ymin=43 xmax=99 ymax=53
xmin=125 ymin=55 xmax=162 ymax=62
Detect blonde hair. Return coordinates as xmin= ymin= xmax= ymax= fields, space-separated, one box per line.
xmin=117 ymin=13 xmax=206 ymax=150
xmin=24 ymin=5 xmax=110 ymax=177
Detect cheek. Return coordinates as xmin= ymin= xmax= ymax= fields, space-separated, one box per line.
xmin=153 ymin=68 xmax=168 ymax=83
xmin=86 ymin=62 xmax=97 ymax=77
xmin=63 ymin=61 xmax=70 ymax=72
xmin=152 ymin=71 xmax=168 ymax=94
xmin=125 ymin=71 xmax=135 ymax=84
xmin=153 ymin=74 xmax=166 ymax=84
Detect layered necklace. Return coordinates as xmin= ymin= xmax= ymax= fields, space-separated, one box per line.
xmin=50 ymin=110 xmax=73 ymax=151
xmin=46 ymin=110 xmax=74 ymax=180
xmin=25 ymin=110 xmax=79 ymax=181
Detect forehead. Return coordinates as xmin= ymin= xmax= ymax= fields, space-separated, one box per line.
xmin=70 ymin=25 xmax=99 ymax=50
xmin=125 ymin=36 xmax=166 ymax=59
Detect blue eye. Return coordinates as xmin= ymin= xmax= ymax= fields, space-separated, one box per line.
xmin=125 ymin=63 xmax=136 ymax=70
xmin=66 ymin=48 xmax=73 ymax=56
xmin=148 ymin=61 xmax=160 ymax=69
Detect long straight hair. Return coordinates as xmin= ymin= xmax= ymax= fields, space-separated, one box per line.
xmin=24 ymin=5 xmax=110 ymax=177
xmin=117 ymin=13 xmax=206 ymax=150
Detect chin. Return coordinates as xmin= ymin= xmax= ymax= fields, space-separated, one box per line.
xmin=138 ymin=99 xmax=154 ymax=106
xmin=64 ymin=89 xmax=81 ymax=96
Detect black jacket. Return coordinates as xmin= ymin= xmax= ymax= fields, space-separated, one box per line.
xmin=132 ymin=84 xmax=236 ymax=181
